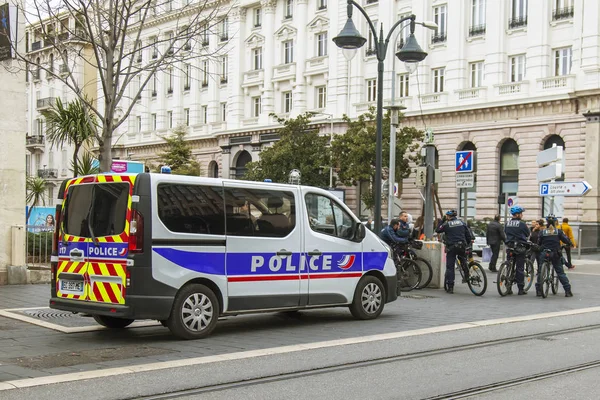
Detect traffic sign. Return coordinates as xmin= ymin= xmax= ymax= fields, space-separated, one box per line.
xmin=537 ymin=164 xmax=562 ymax=182
xmin=536 ymin=146 xmax=563 ymax=167
xmin=539 ymin=181 xmax=592 ymax=197
xmin=455 ymin=173 xmax=474 ymax=188
xmin=455 ymin=151 xmax=474 ymax=173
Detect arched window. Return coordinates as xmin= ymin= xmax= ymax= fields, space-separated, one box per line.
xmin=234 ymin=151 xmax=252 ymax=179
xmin=458 ymin=142 xmax=476 ymax=219
xmin=500 ymin=139 xmax=519 ymax=194
xmin=208 ymin=161 xmax=219 ymax=178
xmin=542 ymin=135 xmax=565 ymax=217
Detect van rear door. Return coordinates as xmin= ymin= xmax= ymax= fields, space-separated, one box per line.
xmin=57 ymin=175 xmax=135 ymax=305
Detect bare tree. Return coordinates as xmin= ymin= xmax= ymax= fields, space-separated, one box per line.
xmin=6 ymin=0 xmax=231 ymax=171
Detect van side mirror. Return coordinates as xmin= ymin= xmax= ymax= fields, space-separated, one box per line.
xmin=354 ymin=222 xmax=366 ymax=242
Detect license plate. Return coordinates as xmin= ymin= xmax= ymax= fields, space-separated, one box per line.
xmin=61 ymin=280 xmax=84 ymax=292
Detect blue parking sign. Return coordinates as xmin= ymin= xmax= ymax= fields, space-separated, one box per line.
xmin=540 ymin=184 xmax=549 ymax=195
xmin=455 ymin=151 xmax=474 ymax=173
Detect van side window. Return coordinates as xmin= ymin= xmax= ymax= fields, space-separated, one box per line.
xmin=223 ymin=188 xmax=295 ymax=237
xmin=305 ymin=193 xmax=354 ymax=240
xmin=157 ymin=184 xmax=225 ymax=235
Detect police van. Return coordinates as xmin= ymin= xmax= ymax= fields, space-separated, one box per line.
xmin=49 ymin=173 xmax=398 ymax=339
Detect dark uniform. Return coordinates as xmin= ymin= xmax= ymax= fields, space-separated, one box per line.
xmin=504 ymin=218 xmax=530 ymax=291
xmin=436 ymin=217 xmax=473 ymax=290
xmin=537 ymin=228 xmax=573 ymax=295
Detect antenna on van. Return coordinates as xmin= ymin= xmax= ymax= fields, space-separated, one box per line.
xmin=289 ymin=169 xmax=301 ymax=185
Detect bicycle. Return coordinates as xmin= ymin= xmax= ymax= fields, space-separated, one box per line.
xmin=539 ymin=248 xmax=560 ymax=298
xmin=395 ymin=239 xmax=433 ymax=289
xmin=496 ymin=242 xmax=535 ymax=296
xmin=390 ymin=243 xmax=422 ymax=292
xmin=444 ymin=246 xmax=487 ymax=296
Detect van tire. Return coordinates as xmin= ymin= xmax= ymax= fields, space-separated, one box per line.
xmin=167 ymin=283 xmax=219 ymax=340
xmin=349 ymin=276 xmax=385 ymax=320
xmin=92 ymin=315 xmax=135 ymax=329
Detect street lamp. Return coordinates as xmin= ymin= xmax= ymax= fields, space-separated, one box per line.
xmin=308 ymin=111 xmax=335 ymax=188
xmin=333 ymin=0 xmax=430 ymax=233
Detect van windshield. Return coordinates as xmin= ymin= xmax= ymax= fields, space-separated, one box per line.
xmin=63 ymin=183 xmax=129 ymax=237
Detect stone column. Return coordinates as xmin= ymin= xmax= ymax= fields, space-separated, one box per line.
xmin=444 ymin=0 xmax=467 ymax=92
xmin=484 ymin=0 xmax=508 ymax=86
xmin=577 ymin=0 xmax=600 ymax=87
xmin=259 ymin=0 xmax=276 ymax=123
xmin=227 ymin=6 xmax=246 ymax=129
xmin=526 ymin=0 xmax=551 ymax=83
xmin=582 ymin=112 xmax=600 ymax=221
xmin=291 ymin=0 xmax=308 ymax=115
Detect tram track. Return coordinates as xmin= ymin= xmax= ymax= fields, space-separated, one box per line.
xmin=133 ymin=323 xmax=600 ymax=399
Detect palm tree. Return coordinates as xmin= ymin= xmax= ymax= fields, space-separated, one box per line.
xmin=72 ymin=151 xmax=100 ymax=176
xmin=26 ymin=177 xmax=47 ymax=224
xmin=41 ymin=98 xmax=97 ymax=177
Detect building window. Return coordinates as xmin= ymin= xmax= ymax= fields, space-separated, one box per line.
xmin=136 ymin=116 xmax=141 ymax=132
xmin=252 ymin=96 xmax=262 ymax=117
xmin=151 ymin=113 xmax=157 ymax=130
xmin=432 ymin=5 xmax=447 ymax=43
xmin=49 ymin=53 xmax=54 ymax=74
xmin=398 ymin=73 xmax=409 ymax=97
xmin=317 ymin=0 xmax=327 ymax=9
xmin=134 ymin=40 xmax=142 ymax=63
xmin=366 ymin=20 xmax=377 ymax=56
xmin=469 ymin=62 xmax=483 ymax=87
xmin=553 ymin=0 xmax=574 ymax=20
xmin=167 ymin=110 xmax=173 ymax=128
xmin=470 ymin=0 xmax=486 ymax=36
xmin=366 ymin=79 xmax=377 ymax=102
xmin=202 ymin=60 xmax=209 ymax=87
xmin=285 ymin=0 xmax=293 ymax=18
xmin=151 ymin=73 xmax=157 ymax=97
xmin=499 ymin=138 xmax=519 ymax=199
xmin=554 ymin=47 xmax=572 ymax=76
xmin=219 ymin=18 xmax=228 ymax=41
xmin=151 ymin=36 xmax=158 ymax=59
xmin=221 ymin=102 xmax=227 ymax=121
xmin=202 ymin=105 xmax=208 ymax=123
xmin=432 ymin=68 xmax=445 ymax=92
xmin=316 ymin=86 xmax=327 ymax=109
xmin=254 ymin=8 xmax=262 ymax=27
xmin=167 ymin=68 xmax=173 ymax=94
xmin=220 ymin=56 xmax=228 ymax=83
xmin=283 ymin=91 xmax=293 ymax=113
xmin=184 ymin=108 xmax=190 ymax=126
xmin=316 ymin=32 xmax=328 ymax=57
xmin=283 ymin=40 xmax=294 ymax=64
xmin=509 ymin=55 xmax=526 ymax=82
xmin=201 ymin=24 xmax=209 ymax=46
xmin=509 ymin=0 xmax=528 ymax=28
xmin=183 ymin=63 xmax=191 ymax=90
xmin=253 ymin=47 xmax=263 ymax=70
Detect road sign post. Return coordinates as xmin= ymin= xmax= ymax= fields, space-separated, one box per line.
xmin=536 ymin=145 xmax=564 ymax=216
xmin=455 ymin=152 xmax=476 ymax=219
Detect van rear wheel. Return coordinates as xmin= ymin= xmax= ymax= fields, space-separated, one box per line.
xmin=167 ymin=283 xmax=219 ymax=340
xmin=349 ymin=276 xmax=385 ymax=320
xmin=92 ymin=315 xmax=135 ymax=329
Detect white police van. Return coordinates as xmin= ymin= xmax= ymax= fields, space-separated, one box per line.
xmin=50 ymin=173 xmax=398 ymax=339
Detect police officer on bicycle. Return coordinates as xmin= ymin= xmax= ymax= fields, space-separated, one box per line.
xmin=504 ymin=206 xmax=530 ymax=295
xmin=436 ymin=210 xmax=473 ymax=294
xmin=536 ymin=215 xmax=574 ymax=297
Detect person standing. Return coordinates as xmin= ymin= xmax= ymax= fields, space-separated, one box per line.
xmin=529 ymin=220 xmax=543 ymax=272
xmin=485 ymin=215 xmax=505 ymax=273
xmin=436 ymin=210 xmax=473 ymax=294
xmin=504 ymin=206 xmax=531 ymax=295
xmin=560 ymin=218 xmax=576 ymax=269
xmin=537 ymin=215 xmax=574 ymax=297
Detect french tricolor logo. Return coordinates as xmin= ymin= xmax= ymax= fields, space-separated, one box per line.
xmin=337 ymin=255 xmax=356 ymax=270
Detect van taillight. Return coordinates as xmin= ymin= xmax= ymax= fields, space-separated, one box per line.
xmin=129 ymin=210 xmax=144 ymax=253
xmin=52 ymin=206 xmax=62 ymax=253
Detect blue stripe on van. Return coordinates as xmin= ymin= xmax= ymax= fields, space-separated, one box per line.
xmin=153 ymin=248 xmax=226 ymax=275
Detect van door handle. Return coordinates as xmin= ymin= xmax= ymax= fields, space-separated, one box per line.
xmin=307 ymin=250 xmax=321 ymax=256
xmin=277 ymin=250 xmax=293 ymax=257
xmin=70 ymin=249 xmax=83 ymax=260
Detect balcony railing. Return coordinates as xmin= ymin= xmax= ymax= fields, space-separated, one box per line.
xmin=31 ymin=70 xmax=41 ymax=80
xmin=431 ymin=33 xmax=447 ymax=44
xmin=243 ymin=69 xmax=264 ymax=87
xmin=31 ymin=41 xmax=41 ymax=51
xmin=26 ymin=135 xmax=45 ymax=147
xmin=57 ymin=32 xmax=69 ymax=41
xmin=365 ymin=48 xmax=376 ymax=56
xmin=508 ymin=16 xmax=527 ymax=29
xmin=469 ymin=24 xmax=486 ymax=37
xmin=537 ymin=75 xmax=574 ymax=91
xmin=38 ymin=168 xmax=59 ymax=179
xmin=202 ymin=40 xmax=209 ymax=47
xmin=59 ymin=64 xmax=69 ymax=74
xmin=36 ymin=97 xmax=56 ymax=110
xmin=220 ymin=34 xmax=228 ymax=42
xmin=495 ymin=81 xmax=528 ymax=95
xmin=456 ymin=87 xmax=487 ymax=100
xmin=43 ymin=36 xmax=55 ymax=48
xmin=220 ymin=77 xmax=228 ymax=84
xmin=553 ymin=7 xmax=574 ymax=21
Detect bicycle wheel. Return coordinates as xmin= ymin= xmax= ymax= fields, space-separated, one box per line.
xmin=397 ymin=259 xmax=422 ymax=292
xmin=496 ymin=261 xmax=513 ymax=296
xmin=467 ymin=261 xmax=487 ymax=296
xmin=413 ymin=257 xmax=433 ymax=289
xmin=523 ymin=260 xmax=535 ymax=292
xmin=540 ymin=262 xmax=550 ymax=298
xmin=551 ymin=265 xmax=559 ymax=295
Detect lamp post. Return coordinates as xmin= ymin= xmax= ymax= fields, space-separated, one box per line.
xmin=383 ymin=104 xmax=406 ymax=223
xmin=308 ymin=111 xmax=334 ymax=188
xmin=334 ymin=1 xmax=430 ymax=233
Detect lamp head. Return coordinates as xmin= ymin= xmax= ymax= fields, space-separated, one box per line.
xmin=396 ymin=33 xmax=428 ymax=63
xmin=333 ymin=17 xmax=367 ymax=50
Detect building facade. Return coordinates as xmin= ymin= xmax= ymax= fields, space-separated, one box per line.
xmin=25 ymin=0 xmax=600 ymax=244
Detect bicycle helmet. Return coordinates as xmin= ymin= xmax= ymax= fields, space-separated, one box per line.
xmin=546 ymin=214 xmax=557 ymax=224
xmin=510 ymin=205 xmax=525 ymax=215
xmin=445 ymin=209 xmax=457 ymax=217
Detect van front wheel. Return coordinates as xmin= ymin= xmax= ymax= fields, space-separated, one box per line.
xmin=167 ymin=284 xmax=219 ymax=340
xmin=350 ymin=276 xmax=385 ymax=320
xmin=92 ymin=315 xmax=134 ymax=329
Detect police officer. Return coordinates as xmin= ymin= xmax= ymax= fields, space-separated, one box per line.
xmin=536 ymin=215 xmax=574 ymax=297
xmin=436 ymin=210 xmax=473 ymax=294
xmin=504 ymin=206 xmax=530 ymax=295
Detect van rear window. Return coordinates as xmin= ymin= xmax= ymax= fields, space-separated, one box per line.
xmin=63 ymin=183 xmax=129 ymax=237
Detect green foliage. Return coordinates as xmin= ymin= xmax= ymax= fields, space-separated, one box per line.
xmin=331 ymin=107 xmax=423 ymax=210
xmin=243 ymin=113 xmax=330 ymax=187
xmin=72 ymin=151 xmax=100 ymax=176
xmin=159 ymin=125 xmax=201 ymax=176
xmin=26 ymin=177 xmax=47 ymax=224
xmin=41 ymin=98 xmax=97 ymax=177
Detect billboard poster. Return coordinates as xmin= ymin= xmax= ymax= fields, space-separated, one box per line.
xmin=0 ymin=3 xmax=11 ymax=61
xmin=26 ymin=206 xmax=56 ymax=232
